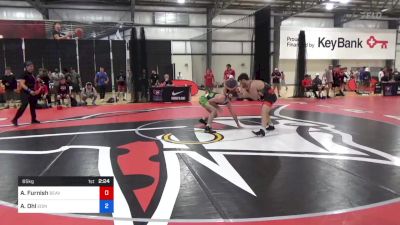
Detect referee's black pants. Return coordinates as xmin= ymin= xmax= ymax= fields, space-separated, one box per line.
xmin=13 ymin=93 xmax=37 ymax=122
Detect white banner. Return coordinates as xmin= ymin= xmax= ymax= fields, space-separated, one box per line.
xmin=280 ymin=27 xmax=397 ymax=60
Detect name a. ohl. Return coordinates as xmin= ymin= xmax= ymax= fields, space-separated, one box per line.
xmin=318 ymin=37 xmax=363 ymax=50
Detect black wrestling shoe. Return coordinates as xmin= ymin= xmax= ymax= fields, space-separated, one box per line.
xmin=31 ymin=120 xmax=40 ymax=124
xmin=205 ymin=126 xmax=216 ymax=134
xmin=199 ymin=118 xmax=207 ymax=125
xmin=252 ymin=129 xmax=266 ymax=137
xmin=266 ymin=125 xmax=275 ymax=131
xmin=11 ymin=119 xmax=18 ymax=126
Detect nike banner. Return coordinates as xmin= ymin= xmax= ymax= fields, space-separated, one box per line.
xmin=150 ymin=86 xmax=191 ymax=102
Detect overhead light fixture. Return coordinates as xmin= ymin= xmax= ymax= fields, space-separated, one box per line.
xmin=338 ymin=0 xmax=350 ymax=4
xmin=0 ymin=35 xmax=3 ymax=39
xmin=177 ymin=0 xmax=185 ymax=3
xmin=326 ymin=3 xmax=334 ymax=10
xmin=381 ymin=8 xmax=389 ymax=12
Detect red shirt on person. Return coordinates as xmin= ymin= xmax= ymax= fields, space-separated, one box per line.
xmin=204 ymin=71 xmax=215 ymax=87
xmin=302 ymin=78 xmax=312 ymax=88
xmin=224 ymin=68 xmax=236 ymax=80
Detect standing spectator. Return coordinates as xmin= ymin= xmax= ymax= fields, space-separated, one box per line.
xmin=150 ymin=70 xmax=159 ymax=87
xmin=338 ymin=67 xmax=348 ymax=96
xmin=204 ymin=68 xmax=215 ymax=92
xmin=136 ymin=69 xmax=149 ymax=102
xmin=57 ymin=77 xmax=71 ymax=107
xmin=280 ymin=70 xmax=288 ymax=91
xmin=116 ymin=70 xmax=127 ymax=101
xmin=82 ymin=82 xmax=98 ymax=106
xmin=322 ymin=65 xmax=333 ymax=98
xmin=378 ymin=68 xmax=385 ymax=82
xmin=68 ymin=68 xmax=81 ymax=102
xmin=94 ymin=67 xmax=109 ymax=102
xmin=393 ymin=68 xmax=400 ymax=81
xmin=223 ymin=64 xmax=236 ymax=81
xmin=12 ymin=61 xmax=40 ymax=126
xmin=2 ymin=67 xmax=17 ymax=108
xmin=271 ymin=68 xmax=282 ymax=97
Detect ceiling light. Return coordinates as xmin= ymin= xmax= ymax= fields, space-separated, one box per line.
xmin=325 ymin=3 xmax=334 ymax=10
xmin=381 ymin=8 xmax=389 ymax=12
xmin=338 ymin=0 xmax=350 ymax=4
xmin=177 ymin=0 xmax=185 ymax=3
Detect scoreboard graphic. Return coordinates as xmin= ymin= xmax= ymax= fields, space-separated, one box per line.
xmin=18 ymin=176 xmax=114 ymax=213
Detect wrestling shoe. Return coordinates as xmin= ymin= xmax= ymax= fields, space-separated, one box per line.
xmin=252 ymin=129 xmax=266 ymax=137
xmin=199 ymin=118 xmax=207 ymax=125
xmin=266 ymin=125 xmax=275 ymax=131
xmin=205 ymin=126 xmax=216 ymax=134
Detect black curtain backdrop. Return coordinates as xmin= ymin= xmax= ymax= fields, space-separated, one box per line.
xmin=59 ymin=40 xmax=77 ymax=71
xmin=253 ymin=7 xmax=271 ymax=82
xmin=94 ymin=40 xmax=112 ymax=92
xmin=4 ymin=39 xmax=24 ymax=76
xmin=112 ymin=40 xmax=126 ymax=90
xmin=44 ymin=40 xmax=60 ymax=72
xmin=140 ymin=27 xmax=148 ymax=73
xmin=294 ymin=30 xmax=307 ymax=97
xmin=146 ymin=40 xmax=172 ymax=79
xmin=130 ymin=27 xmax=140 ymax=101
xmin=0 ymin=40 xmax=5 ymax=74
xmin=25 ymin=39 xmax=46 ymax=71
xmin=78 ymin=40 xmax=95 ymax=87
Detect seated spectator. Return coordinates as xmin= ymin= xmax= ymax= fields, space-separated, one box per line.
xmin=394 ymin=69 xmax=400 ymax=81
xmin=150 ymin=70 xmax=160 ymax=87
xmin=35 ymin=78 xmax=50 ymax=108
xmin=82 ymin=82 xmax=98 ymax=106
xmin=301 ymin=74 xmax=313 ymax=97
xmin=57 ymin=77 xmax=71 ymax=107
xmin=1 ymin=67 xmax=17 ymax=109
xmin=160 ymin=74 xmax=173 ymax=87
xmin=312 ymin=74 xmax=325 ymax=99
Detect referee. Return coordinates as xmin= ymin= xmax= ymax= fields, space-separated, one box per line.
xmin=12 ymin=61 xmax=40 ymax=126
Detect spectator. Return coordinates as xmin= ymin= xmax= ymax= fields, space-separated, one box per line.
xmin=378 ymin=68 xmax=385 ymax=82
xmin=12 ymin=61 xmax=40 ymax=126
xmin=394 ymin=69 xmax=400 ymax=81
xmin=360 ymin=67 xmax=371 ymax=94
xmin=116 ymin=70 xmax=127 ymax=101
xmin=223 ymin=64 xmax=235 ymax=81
xmin=94 ymin=66 xmax=109 ymax=102
xmin=82 ymin=82 xmax=98 ymax=106
xmin=332 ymin=65 xmax=342 ymax=97
xmin=57 ymin=77 xmax=71 ymax=107
xmin=1 ymin=67 xmax=17 ymax=108
xmin=51 ymin=68 xmax=64 ymax=99
xmin=322 ymin=65 xmax=333 ymax=98
xmin=68 ymin=68 xmax=81 ymax=102
xmin=139 ymin=69 xmax=149 ymax=102
xmin=35 ymin=78 xmax=50 ymax=108
xmin=204 ymin=68 xmax=215 ymax=92
xmin=337 ymin=67 xmax=348 ymax=96
xmin=150 ymin=70 xmax=159 ymax=87
xmin=53 ymin=22 xmax=72 ymax=40
xmin=281 ymin=70 xmax=288 ymax=91
xmin=312 ymin=74 xmax=325 ymax=99
xmin=160 ymin=74 xmax=173 ymax=87
xmin=301 ymin=74 xmax=313 ymax=97
xmin=39 ymin=68 xmax=52 ymax=107
xmin=271 ymin=68 xmax=282 ymax=97
xmin=381 ymin=71 xmax=390 ymax=82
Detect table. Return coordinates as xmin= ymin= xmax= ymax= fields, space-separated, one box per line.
xmin=382 ymin=82 xmax=400 ymax=96
xmin=150 ymin=86 xmax=191 ymax=102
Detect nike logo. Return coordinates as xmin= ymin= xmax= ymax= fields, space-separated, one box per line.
xmin=172 ymin=91 xmax=184 ymax=96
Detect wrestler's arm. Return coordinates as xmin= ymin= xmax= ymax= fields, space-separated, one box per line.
xmin=226 ymin=102 xmax=241 ymax=128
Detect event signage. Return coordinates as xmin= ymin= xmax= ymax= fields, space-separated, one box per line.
xmin=280 ymin=27 xmax=397 ymax=59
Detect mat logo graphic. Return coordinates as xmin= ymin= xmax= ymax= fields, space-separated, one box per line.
xmin=318 ymin=37 xmax=363 ymax=50
xmin=367 ymin=36 xmax=388 ymax=49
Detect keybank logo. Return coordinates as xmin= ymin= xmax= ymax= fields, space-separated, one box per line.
xmin=366 ymin=36 xmax=388 ymax=49
xmin=318 ymin=37 xmax=363 ymax=50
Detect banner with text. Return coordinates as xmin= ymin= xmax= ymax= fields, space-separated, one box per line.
xmin=280 ymin=27 xmax=397 ymax=60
